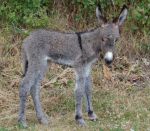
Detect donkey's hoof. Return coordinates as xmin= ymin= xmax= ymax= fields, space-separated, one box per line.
xmin=38 ymin=117 xmax=49 ymax=125
xmin=88 ymin=112 xmax=97 ymax=121
xmin=18 ymin=120 xmax=28 ymax=128
xmin=76 ymin=119 xmax=86 ymax=126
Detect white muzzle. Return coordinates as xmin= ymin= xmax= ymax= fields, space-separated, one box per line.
xmin=104 ymin=52 xmax=113 ymax=64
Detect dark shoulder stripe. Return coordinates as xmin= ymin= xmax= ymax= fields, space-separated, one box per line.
xmin=76 ymin=32 xmax=82 ymax=51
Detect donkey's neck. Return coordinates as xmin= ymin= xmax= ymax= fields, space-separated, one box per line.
xmin=79 ymin=27 xmax=102 ymax=55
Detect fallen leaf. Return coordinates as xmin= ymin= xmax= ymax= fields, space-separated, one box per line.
xmin=103 ymin=64 xmax=112 ymax=80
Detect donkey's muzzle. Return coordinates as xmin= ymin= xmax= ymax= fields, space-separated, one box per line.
xmin=104 ymin=52 xmax=113 ymax=65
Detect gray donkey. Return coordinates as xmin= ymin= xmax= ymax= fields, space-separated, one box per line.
xmin=18 ymin=5 xmax=128 ymax=127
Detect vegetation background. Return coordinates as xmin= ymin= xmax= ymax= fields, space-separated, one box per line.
xmin=0 ymin=0 xmax=150 ymax=130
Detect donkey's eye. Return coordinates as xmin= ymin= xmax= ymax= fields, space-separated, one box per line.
xmin=115 ymin=38 xmax=119 ymax=42
xmin=102 ymin=37 xmax=107 ymax=42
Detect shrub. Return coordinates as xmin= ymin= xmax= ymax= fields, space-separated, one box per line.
xmin=0 ymin=0 xmax=149 ymax=34
xmin=0 ymin=0 xmax=49 ymax=28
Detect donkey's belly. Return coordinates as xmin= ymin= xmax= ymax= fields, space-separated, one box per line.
xmin=45 ymin=53 xmax=75 ymax=66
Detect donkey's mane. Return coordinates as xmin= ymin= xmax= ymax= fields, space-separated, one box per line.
xmin=36 ymin=26 xmax=100 ymax=35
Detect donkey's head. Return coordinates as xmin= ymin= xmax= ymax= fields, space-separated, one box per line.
xmin=96 ymin=5 xmax=128 ymax=65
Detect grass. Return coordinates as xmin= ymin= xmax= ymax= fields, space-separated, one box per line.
xmin=0 ymin=16 xmax=150 ymax=131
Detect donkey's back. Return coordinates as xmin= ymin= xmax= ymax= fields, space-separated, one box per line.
xmin=23 ymin=29 xmax=82 ymax=67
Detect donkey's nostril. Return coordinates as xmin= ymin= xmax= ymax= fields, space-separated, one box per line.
xmin=105 ymin=59 xmax=112 ymax=65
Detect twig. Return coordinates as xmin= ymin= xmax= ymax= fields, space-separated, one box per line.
xmin=42 ymin=68 xmax=72 ymax=87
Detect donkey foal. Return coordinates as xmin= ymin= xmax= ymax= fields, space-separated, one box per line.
xmin=18 ymin=5 xmax=128 ymax=127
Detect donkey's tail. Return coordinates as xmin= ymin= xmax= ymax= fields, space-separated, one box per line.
xmin=21 ymin=48 xmax=28 ymax=77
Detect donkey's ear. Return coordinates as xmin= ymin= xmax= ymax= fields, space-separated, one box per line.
xmin=116 ymin=5 xmax=128 ymax=26
xmin=96 ymin=6 xmax=107 ymax=24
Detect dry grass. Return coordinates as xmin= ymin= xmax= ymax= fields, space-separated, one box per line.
xmin=0 ymin=19 xmax=150 ymax=131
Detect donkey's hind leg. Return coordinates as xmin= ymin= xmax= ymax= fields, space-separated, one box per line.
xmin=18 ymin=67 xmax=38 ymax=127
xmin=30 ymin=60 xmax=48 ymax=125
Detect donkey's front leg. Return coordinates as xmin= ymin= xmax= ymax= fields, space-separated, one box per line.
xmin=74 ymin=68 xmax=86 ymax=126
xmin=85 ymin=75 xmax=97 ymax=121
